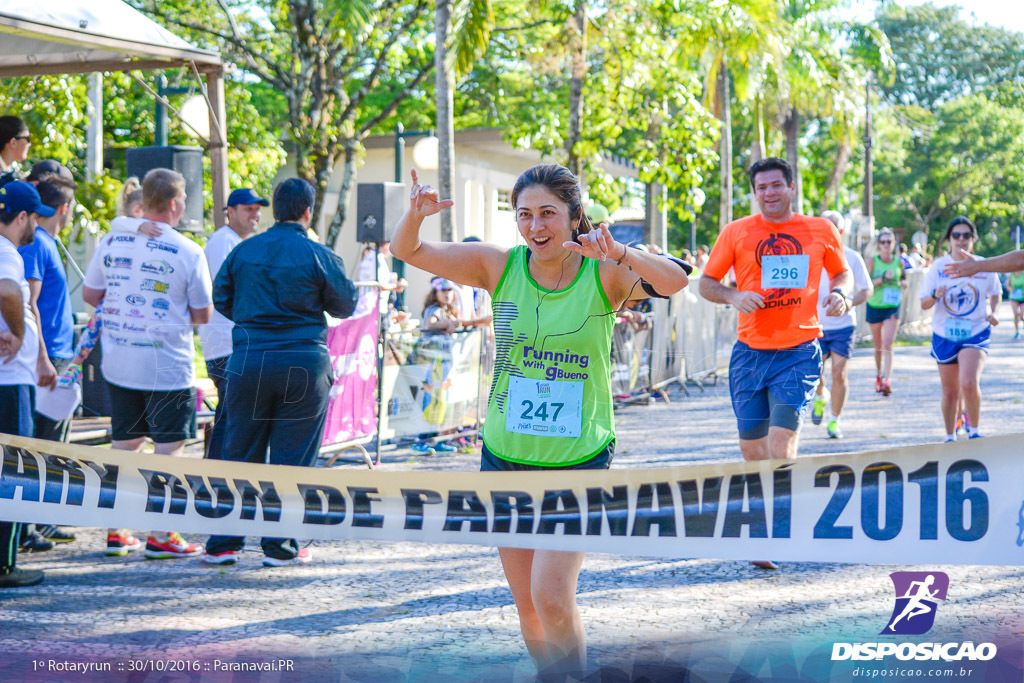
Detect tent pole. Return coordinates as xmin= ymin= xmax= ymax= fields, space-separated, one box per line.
xmin=206 ymin=70 xmax=228 ymax=226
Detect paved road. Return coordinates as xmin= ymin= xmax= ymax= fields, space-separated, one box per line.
xmin=3 ymin=304 xmax=1023 ymax=681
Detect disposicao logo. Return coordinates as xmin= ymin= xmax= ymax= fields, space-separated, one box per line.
xmin=883 ymin=571 xmax=948 ymax=635
xmin=832 ymin=571 xmax=997 ymax=663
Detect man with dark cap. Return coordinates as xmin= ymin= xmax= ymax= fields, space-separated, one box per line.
xmin=199 ymin=188 xmax=268 ymax=461
xmin=202 ymin=178 xmax=357 ymax=567
xmin=0 ymin=181 xmax=54 ymax=587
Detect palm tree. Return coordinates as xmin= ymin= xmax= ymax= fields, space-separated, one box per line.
xmin=681 ymin=0 xmax=785 ymax=227
xmin=436 ymin=0 xmax=494 ymax=241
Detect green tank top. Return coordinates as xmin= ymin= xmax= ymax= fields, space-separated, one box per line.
xmin=868 ymin=255 xmax=903 ymax=308
xmin=1009 ymin=273 xmax=1024 ymax=301
xmin=482 ymin=245 xmax=615 ymax=466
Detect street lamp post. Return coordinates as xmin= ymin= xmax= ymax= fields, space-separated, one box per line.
xmin=392 ymin=123 xmax=439 ymax=305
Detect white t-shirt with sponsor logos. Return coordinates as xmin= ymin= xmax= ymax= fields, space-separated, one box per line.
xmin=198 ymin=225 xmax=242 ymax=361
xmin=0 ymin=234 xmax=39 ymax=386
xmin=920 ymin=254 xmax=1002 ymax=341
xmin=83 ymin=217 xmax=213 ymax=391
xmin=817 ymin=246 xmax=871 ymax=330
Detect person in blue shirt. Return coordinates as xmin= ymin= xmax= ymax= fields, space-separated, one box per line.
xmin=203 ymin=178 xmax=358 ymax=568
xmin=17 ymin=168 xmax=79 ymax=549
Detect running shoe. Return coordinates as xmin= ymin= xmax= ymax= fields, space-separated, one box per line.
xmin=881 ymin=380 xmax=892 ymax=396
xmin=201 ymin=551 xmax=238 ymax=565
xmin=106 ymin=530 xmax=142 ymax=556
xmin=37 ymin=524 xmax=76 ymax=543
xmin=19 ymin=529 xmax=54 ymax=553
xmin=263 ymin=548 xmax=312 ymax=567
xmin=144 ymin=532 xmax=202 ymax=559
xmin=410 ymin=442 xmax=435 ymax=455
xmin=1016 ymin=331 xmax=1020 ymax=339
xmin=751 ymin=560 xmax=779 ymax=570
xmin=969 ymin=433 xmax=983 ymax=439
xmin=0 ymin=568 xmax=44 ymax=588
xmin=955 ymin=414 xmax=965 ymax=436
xmin=875 ymin=376 xmax=882 ymax=393
xmin=827 ymin=420 xmax=843 ymax=439
xmin=433 ymin=441 xmax=457 ymax=453
xmin=811 ymin=397 xmax=826 ymax=425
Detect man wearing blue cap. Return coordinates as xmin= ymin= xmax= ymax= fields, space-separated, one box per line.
xmin=199 ymin=188 xmax=268 ymax=461
xmin=0 ymin=181 xmax=54 ymax=587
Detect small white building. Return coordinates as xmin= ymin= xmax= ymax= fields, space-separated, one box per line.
xmin=310 ymin=128 xmax=641 ymax=310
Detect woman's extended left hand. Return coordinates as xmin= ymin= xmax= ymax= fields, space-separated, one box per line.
xmin=564 ymin=222 xmax=623 ymax=261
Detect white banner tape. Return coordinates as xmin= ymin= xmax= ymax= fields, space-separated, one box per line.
xmin=1 ymin=433 xmax=1022 ymax=565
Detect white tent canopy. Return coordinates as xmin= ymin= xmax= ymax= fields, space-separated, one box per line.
xmin=0 ymin=0 xmax=220 ymax=75
xmin=0 ymin=1 xmax=227 ymax=217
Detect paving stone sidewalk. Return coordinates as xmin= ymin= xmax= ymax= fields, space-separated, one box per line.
xmin=2 ymin=305 xmax=1022 ymax=681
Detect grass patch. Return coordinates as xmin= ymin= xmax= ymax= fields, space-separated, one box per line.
xmin=855 ymin=338 xmax=928 ymax=348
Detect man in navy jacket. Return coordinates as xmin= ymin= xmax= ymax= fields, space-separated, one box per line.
xmin=203 ymin=178 xmax=357 ymax=567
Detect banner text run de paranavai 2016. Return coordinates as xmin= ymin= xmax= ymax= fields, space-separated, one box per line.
xmin=0 ymin=433 xmax=1021 ymax=565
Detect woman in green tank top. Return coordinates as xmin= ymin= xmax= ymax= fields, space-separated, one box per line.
xmin=865 ymin=228 xmax=906 ymax=395
xmin=1009 ymin=271 xmax=1024 ymax=338
xmin=392 ymin=164 xmax=689 ymax=676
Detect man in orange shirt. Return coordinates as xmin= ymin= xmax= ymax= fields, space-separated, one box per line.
xmin=700 ymin=158 xmax=851 ymax=470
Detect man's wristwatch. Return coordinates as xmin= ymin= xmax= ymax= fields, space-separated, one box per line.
xmin=831 ymin=288 xmax=849 ymax=307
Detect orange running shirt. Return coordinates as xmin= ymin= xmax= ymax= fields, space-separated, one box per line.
xmin=703 ymin=213 xmax=848 ymax=350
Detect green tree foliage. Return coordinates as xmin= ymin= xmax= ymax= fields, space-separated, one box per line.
xmin=872 ymin=95 xmax=1024 ymax=251
xmin=0 ymin=70 xmax=283 ymax=241
xmin=137 ymin=0 xmax=435 ymax=248
xmin=874 ymin=1 xmax=1024 ymax=109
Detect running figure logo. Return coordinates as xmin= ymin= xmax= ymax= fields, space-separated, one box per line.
xmin=882 ymin=572 xmax=949 ymax=635
xmin=942 ymin=282 xmax=980 ymax=317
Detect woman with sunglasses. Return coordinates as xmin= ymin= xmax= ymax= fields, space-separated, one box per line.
xmin=0 ymin=116 xmax=31 ymax=182
xmin=865 ymin=228 xmax=905 ymax=395
xmin=920 ymin=217 xmax=1002 ymax=441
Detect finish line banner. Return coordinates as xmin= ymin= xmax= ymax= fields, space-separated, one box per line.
xmin=1 ymin=433 xmax=1021 ymax=565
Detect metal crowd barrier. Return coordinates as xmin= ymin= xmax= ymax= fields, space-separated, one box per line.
xmin=321 ymin=273 xmax=935 ymax=465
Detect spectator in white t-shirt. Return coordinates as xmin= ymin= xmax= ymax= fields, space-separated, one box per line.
xmin=83 ymin=168 xmax=213 ymax=561
xmin=0 ymin=181 xmax=52 ymax=588
xmin=198 ymin=188 xmax=267 ymax=461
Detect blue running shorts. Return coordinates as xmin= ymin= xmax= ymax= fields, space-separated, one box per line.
xmin=931 ymin=327 xmax=990 ymax=365
xmin=729 ymin=340 xmax=823 ymax=439
xmin=819 ymin=326 xmax=855 ymax=359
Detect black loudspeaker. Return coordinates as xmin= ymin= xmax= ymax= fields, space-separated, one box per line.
xmin=81 ymin=337 xmax=111 ymax=418
xmin=357 ymin=182 xmax=406 ymax=243
xmin=125 ymin=145 xmax=204 ymax=231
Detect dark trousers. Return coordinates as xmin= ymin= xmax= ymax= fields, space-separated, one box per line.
xmin=0 ymin=384 xmax=34 ymax=572
xmin=33 ymin=357 xmax=73 ymax=443
xmin=206 ymin=349 xmax=331 ymax=560
xmin=204 ymin=355 xmax=230 ymax=461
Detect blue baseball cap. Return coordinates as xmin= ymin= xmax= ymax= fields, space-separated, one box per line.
xmin=0 ymin=181 xmax=56 ymax=217
xmin=227 ymin=188 xmax=269 ymax=208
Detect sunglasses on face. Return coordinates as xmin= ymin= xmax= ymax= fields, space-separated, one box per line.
xmin=14 ymin=134 xmax=30 ymax=141
xmin=878 ymin=240 xmax=892 ymax=245
xmin=950 ymin=231 xmax=974 ymax=240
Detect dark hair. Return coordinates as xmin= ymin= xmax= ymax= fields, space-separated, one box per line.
xmin=749 ymin=157 xmax=793 ymax=188
xmin=36 ymin=176 xmax=77 ymax=209
xmin=511 ymin=164 xmax=592 ymax=240
xmin=0 ymin=115 xmax=27 ymax=150
xmin=944 ymin=216 xmax=977 ymax=242
xmin=462 ymin=235 xmax=482 ymax=243
xmin=0 ymin=207 xmax=20 ymax=225
xmin=273 ymin=178 xmax=315 ymax=222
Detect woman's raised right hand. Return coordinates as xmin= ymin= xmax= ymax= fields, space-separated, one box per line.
xmin=409 ymin=169 xmax=454 ymax=218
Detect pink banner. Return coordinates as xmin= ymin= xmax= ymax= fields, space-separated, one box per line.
xmin=322 ymin=311 xmax=379 ymax=446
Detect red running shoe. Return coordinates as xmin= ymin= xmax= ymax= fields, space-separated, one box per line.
xmin=875 ymin=375 xmax=882 ymax=393
xmin=881 ymin=379 xmax=892 ymax=396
